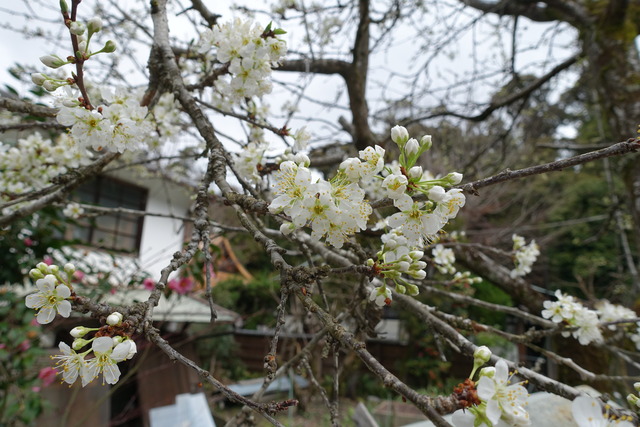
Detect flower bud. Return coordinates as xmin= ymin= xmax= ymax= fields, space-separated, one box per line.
xmin=427 ymin=186 xmax=446 ymax=202
xmin=39 ymin=54 xmax=66 ymax=69
xmin=106 ymin=312 xmax=123 ymax=326
xmin=36 ymin=262 xmax=49 ymax=273
xmin=408 ymin=166 xmax=423 ymax=180
xmin=635 ymin=382 xmax=640 ymax=392
xmin=59 ymin=0 xmax=69 ymax=13
xmin=409 ymin=250 xmax=424 ymax=261
xmin=445 ymin=172 xmax=463 ymax=185
xmin=405 ymin=138 xmax=419 ymax=157
xmin=70 ymin=326 xmax=91 ymax=338
xmin=366 ymin=258 xmax=375 ymax=267
xmin=102 ymin=40 xmax=117 ymax=53
xmin=64 ymin=263 xmax=76 ymax=275
xmin=407 ymin=269 xmax=426 ymax=280
xmin=406 ymin=284 xmax=420 ymax=296
xmin=87 ymin=17 xmax=103 ymax=34
xmin=627 ymin=394 xmax=640 ymax=407
xmin=395 ymin=283 xmax=406 ymax=294
xmin=474 ymin=346 xmax=492 ymax=364
xmin=29 ymin=268 xmax=45 ymax=280
xmin=479 ymin=366 xmax=496 ymax=378
xmin=43 ymin=80 xmax=63 ymax=92
xmin=279 ymin=222 xmax=294 ymax=235
xmin=69 ymin=21 xmax=86 ymax=36
xmin=390 ymin=125 xmax=409 ymax=146
xmin=31 ymin=73 xmax=47 ymax=86
xmin=420 ymin=135 xmax=432 ymax=150
xmin=48 ymin=265 xmax=59 ymax=274
xmin=112 ymin=336 xmax=123 ymax=345
xmin=72 ymin=338 xmax=91 ymax=351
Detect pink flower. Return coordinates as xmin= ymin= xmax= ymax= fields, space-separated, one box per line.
xmin=43 ymin=256 xmax=53 ymax=266
xmin=73 ymin=270 xmax=85 ymax=282
xmin=38 ymin=367 xmax=58 ymax=387
xmin=24 ymin=238 xmax=34 ymax=246
xmin=168 ymin=277 xmax=195 ymax=295
xmin=18 ymin=340 xmax=31 ymax=351
xmin=142 ymin=278 xmax=155 ymax=291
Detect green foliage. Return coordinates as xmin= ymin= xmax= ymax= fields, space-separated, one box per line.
xmin=192 ymin=324 xmax=248 ymax=381
xmin=0 ymin=207 xmax=67 ymax=284
xmin=0 ymin=289 xmax=49 ymax=426
xmin=468 ymin=280 xmax=511 ymax=327
xmin=212 ymin=272 xmax=280 ymax=329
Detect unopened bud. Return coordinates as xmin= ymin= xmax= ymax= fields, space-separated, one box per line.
xmin=406 ymin=284 xmax=420 ymax=296
xmin=405 ymin=138 xmax=419 ymax=157
xmin=39 ymin=54 xmax=66 ymax=69
xmin=43 ymin=80 xmax=63 ymax=92
xmin=106 ymin=312 xmax=123 ymax=326
xmin=36 ymin=262 xmax=49 ymax=273
xmin=29 ymin=268 xmax=45 ymax=280
xmin=87 ymin=17 xmax=102 ymax=34
xmin=420 ymin=135 xmax=432 ymax=150
xmin=69 ymin=21 xmax=86 ymax=36
xmin=102 ymin=40 xmax=117 ymax=53
xmin=48 ymin=265 xmax=59 ymax=274
xmin=408 ymin=166 xmax=423 ymax=179
xmin=627 ymin=394 xmax=640 ymax=407
xmin=474 ymin=346 xmax=492 ymax=365
xmin=390 ymin=125 xmax=409 ymax=146
xmin=445 ymin=172 xmax=463 ymax=185
xmin=479 ymin=366 xmax=496 ymax=379
xmin=64 ymin=263 xmax=75 ymax=275
xmin=72 ymin=338 xmax=90 ymax=350
xmin=70 ymin=326 xmax=91 ymax=338
xmin=395 ymin=283 xmax=406 ymax=294
xmin=31 ymin=73 xmax=47 ymax=86
xmin=635 ymin=382 xmax=640 ymax=392
xmin=59 ymin=0 xmax=68 ymax=14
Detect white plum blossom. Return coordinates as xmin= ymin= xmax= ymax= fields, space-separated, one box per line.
xmin=198 ymin=18 xmax=287 ymax=103
xmin=541 ymin=290 xmax=603 ymax=345
xmin=56 ymin=87 xmax=153 ymax=152
xmin=0 ymin=133 xmax=91 ymax=211
xmin=52 ymin=341 xmax=88 ymax=385
xmin=595 ymin=300 xmax=637 ymax=331
xmin=476 ymin=360 xmax=530 ymax=426
xmin=83 ymin=337 xmax=137 ymax=385
xmin=235 ymin=141 xmax=268 ymax=184
xmin=509 ymin=234 xmax=540 ymax=278
xmin=369 ymin=285 xmax=392 ymax=307
xmin=63 ymin=202 xmax=85 ymax=219
xmin=432 ymin=244 xmax=456 ymax=274
xmin=25 ymin=274 xmax=72 ymax=324
xmin=571 ymin=395 xmax=634 ymax=427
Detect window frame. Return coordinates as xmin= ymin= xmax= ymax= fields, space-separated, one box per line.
xmin=67 ymin=175 xmax=148 ymax=255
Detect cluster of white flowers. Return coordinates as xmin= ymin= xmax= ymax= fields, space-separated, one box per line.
xmin=432 ymin=244 xmax=456 ymax=274
xmin=56 ymin=87 xmax=154 ymax=152
xmin=148 ymin=93 xmax=183 ymax=149
xmin=453 ymin=347 xmax=530 ymax=427
xmin=198 ymin=19 xmax=287 ymax=103
xmin=54 ymin=320 xmax=136 ymax=386
xmin=235 ymin=141 xmax=269 ymax=184
xmin=270 ymin=151 xmax=373 ymax=248
xmin=25 ymin=260 xmax=137 ymax=386
xmin=509 ymin=234 xmax=540 ymax=278
xmin=364 ymin=126 xmax=465 ymax=305
xmin=0 ymin=133 xmax=92 ymax=210
xmin=541 ymin=290 xmax=603 ymax=345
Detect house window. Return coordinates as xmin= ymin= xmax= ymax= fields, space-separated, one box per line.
xmin=70 ymin=176 xmax=148 ymax=253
